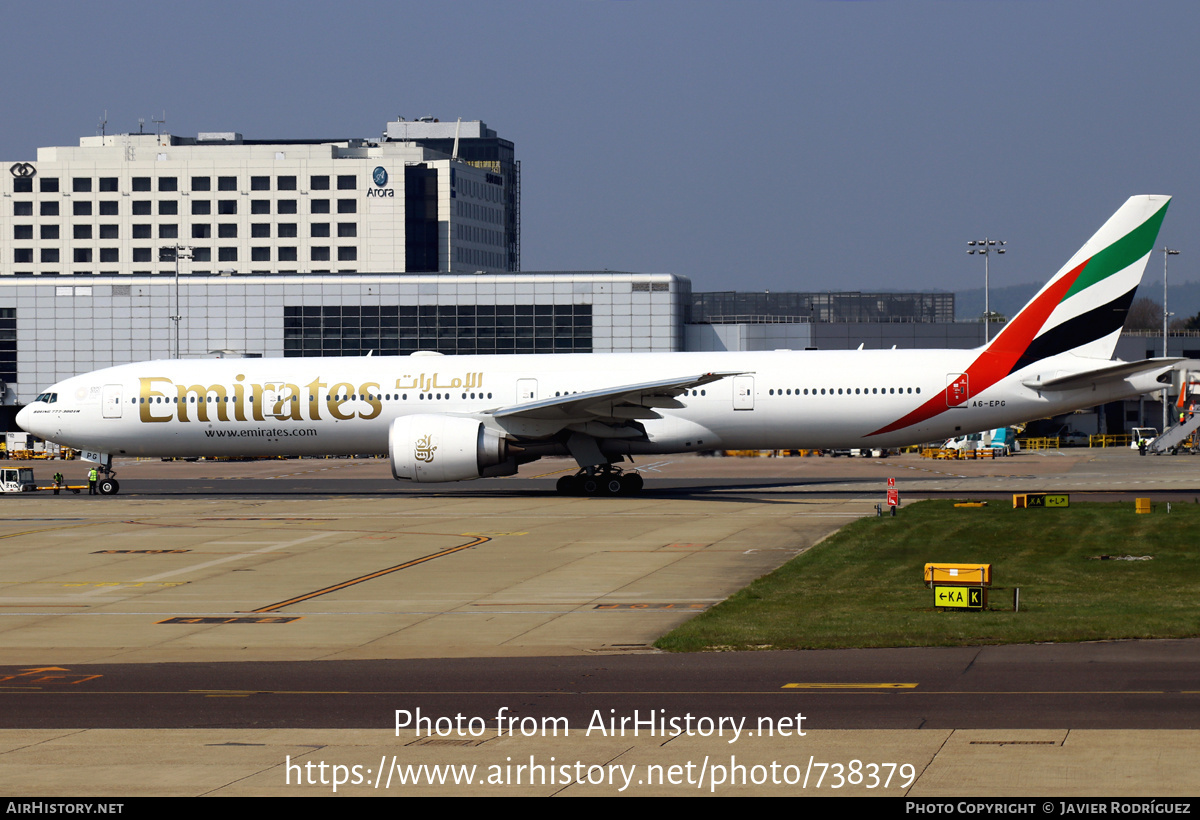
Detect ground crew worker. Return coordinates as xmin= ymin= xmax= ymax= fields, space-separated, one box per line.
xmin=1138 ymin=438 xmax=1148 ymax=456
xmin=88 ymin=467 xmax=98 ymax=495
xmin=53 ymin=471 xmax=63 ymax=496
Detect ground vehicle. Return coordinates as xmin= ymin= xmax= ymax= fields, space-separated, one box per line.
xmin=0 ymin=468 xmax=36 ymax=493
xmin=944 ymin=427 xmax=1021 ymax=454
xmin=1057 ymin=429 xmax=1090 ymax=447
xmin=1130 ymin=427 xmax=1158 ymax=450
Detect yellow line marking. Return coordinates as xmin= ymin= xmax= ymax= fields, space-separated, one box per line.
xmin=527 ymin=466 xmax=578 ymax=478
xmin=198 ymin=692 xmax=256 ymax=698
xmin=0 ymin=522 xmax=99 ymax=541
xmin=782 ymin=683 xmax=919 ymax=689
xmin=10 ymin=582 xmax=186 ymax=587
xmin=0 ymin=688 xmax=1185 ymax=697
xmin=250 ymin=535 xmax=491 ymax=613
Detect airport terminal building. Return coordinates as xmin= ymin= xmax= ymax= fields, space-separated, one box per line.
xmin=0 ymin=271 xmax=685 ymax=407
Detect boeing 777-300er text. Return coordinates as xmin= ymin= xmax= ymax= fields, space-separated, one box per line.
xmin=17 ymin=195 xmax=1179 ymax=495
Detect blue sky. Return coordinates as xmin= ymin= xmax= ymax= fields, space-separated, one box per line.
xmin=2 ymin=1 xmax=1196 ymax=293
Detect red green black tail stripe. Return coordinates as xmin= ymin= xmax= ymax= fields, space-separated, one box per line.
xmin=867 ymin=199 xmax=1168 ymax=438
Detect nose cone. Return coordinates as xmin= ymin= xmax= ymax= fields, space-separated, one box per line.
xmin=16 ymin=395 xmax=54 ymax=439
xmin=15 ymin=403 xmax=35 ymax=433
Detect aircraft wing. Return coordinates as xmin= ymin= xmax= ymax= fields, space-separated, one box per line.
xmin=488 ymin=371 xmax=744 ymax=423
xmin=1023 ymin=358 xmax=1182 ymax=392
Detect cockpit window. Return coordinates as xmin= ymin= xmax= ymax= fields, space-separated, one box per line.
xmin=34 ymin=392 xmax=58 ymax=404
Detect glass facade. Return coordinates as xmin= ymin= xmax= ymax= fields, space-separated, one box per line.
xmin=0 ymin=308 xmax=13 ymax=383
xmin=283 ymin=304 xmax=593 ymax=357
xmin=689 ymin=291 xmax=955 ymax=324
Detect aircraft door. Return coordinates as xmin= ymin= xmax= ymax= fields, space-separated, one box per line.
xmin=516 ymin=378 xmax=537 ymax=403
xmin=733 ymin=375 xmax=755 ymax=410
xmin=261 ymin=381 xmax=285 ymax=418
xmin=946 ymin=373 xmax=969 ymax=407
xmin=102 ymin=384 xmax=123 ymax=419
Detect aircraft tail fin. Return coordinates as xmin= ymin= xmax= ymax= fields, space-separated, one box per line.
xmin=869 ymin=196 xmax=1170 ymax=439
xmin=983 ymin=195 xmax=1170 ymax=372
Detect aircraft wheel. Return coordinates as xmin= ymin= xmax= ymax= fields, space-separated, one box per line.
xmin=620 ymin=473 xmax=644 ymax=494
xmin=98 ymin=478 xmax=119 ymax=495
xmin=601 ymin=476 xmax=623 ymax=495
xmin=556 ymin=475 xmax=578 ymax=495
xmin=581 ymin=476 xmax=602 ymax=495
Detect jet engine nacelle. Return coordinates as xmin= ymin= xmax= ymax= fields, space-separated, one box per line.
xmin=389 ymin=414 xmax=515 ymax=482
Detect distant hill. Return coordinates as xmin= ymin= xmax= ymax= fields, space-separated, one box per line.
xmin=955 ymin=279 xmax=1200 ymax=325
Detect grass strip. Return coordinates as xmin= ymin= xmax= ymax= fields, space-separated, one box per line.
xmin=656 ymin=499 xmax=1200 ymax=651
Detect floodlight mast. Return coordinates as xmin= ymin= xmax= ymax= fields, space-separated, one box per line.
xmin=967 ymin=238 xmax=1006 ymax=342
xmin=1162 ymin=246 xmax=1180 ymax=432
xmin=160 ymin=244 xmax=193 ymax=359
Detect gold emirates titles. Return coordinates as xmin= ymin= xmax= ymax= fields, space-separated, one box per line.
xmin=136 ymin=372 xmax=486 ymax=424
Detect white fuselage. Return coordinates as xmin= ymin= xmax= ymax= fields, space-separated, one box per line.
xmin=16 ymin=348 xmax=1162 ymax=461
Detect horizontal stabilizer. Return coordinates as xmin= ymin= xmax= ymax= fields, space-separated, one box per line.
xmin=1022 ymin=358 xmax=1182 ymax=392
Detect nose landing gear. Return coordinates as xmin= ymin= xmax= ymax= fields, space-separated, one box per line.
xmin=92 ymin=454 xmax=119 ymax=495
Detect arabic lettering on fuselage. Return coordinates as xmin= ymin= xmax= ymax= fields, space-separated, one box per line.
xmin=135 ymin=373 xmax=485 ymax=424
xmin=393 ymin=372 xmax=485 ymax=392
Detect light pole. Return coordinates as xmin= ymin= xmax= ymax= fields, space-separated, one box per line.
xmin=1162 ymin=246 xmax=1180 ymax=432
xmin=968 ymin=238 xmax=1006 ymax=342
xmin=160 ymin=244 xmax=193 ymax=359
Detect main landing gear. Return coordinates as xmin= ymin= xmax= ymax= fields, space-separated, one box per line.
xmin=555 ymin=466 xmax=644 ymax=496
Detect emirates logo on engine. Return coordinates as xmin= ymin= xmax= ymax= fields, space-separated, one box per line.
xmin=414 ymin=434 xmax=437 ymax=463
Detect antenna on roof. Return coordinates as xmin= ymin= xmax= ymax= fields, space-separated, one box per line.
xmin=152 ymin=110 xmax=166 ymax=136
xmin=138 ymin=118 xmax=145 ymax=134
xmin=98 ymin=110 xmax=107 ymax=138
xmin=452 ymin=117 xmax=462 ymax=162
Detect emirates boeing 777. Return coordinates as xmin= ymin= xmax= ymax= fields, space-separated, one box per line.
xmin=17 ymin=195 xmax=1178 ymax=495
